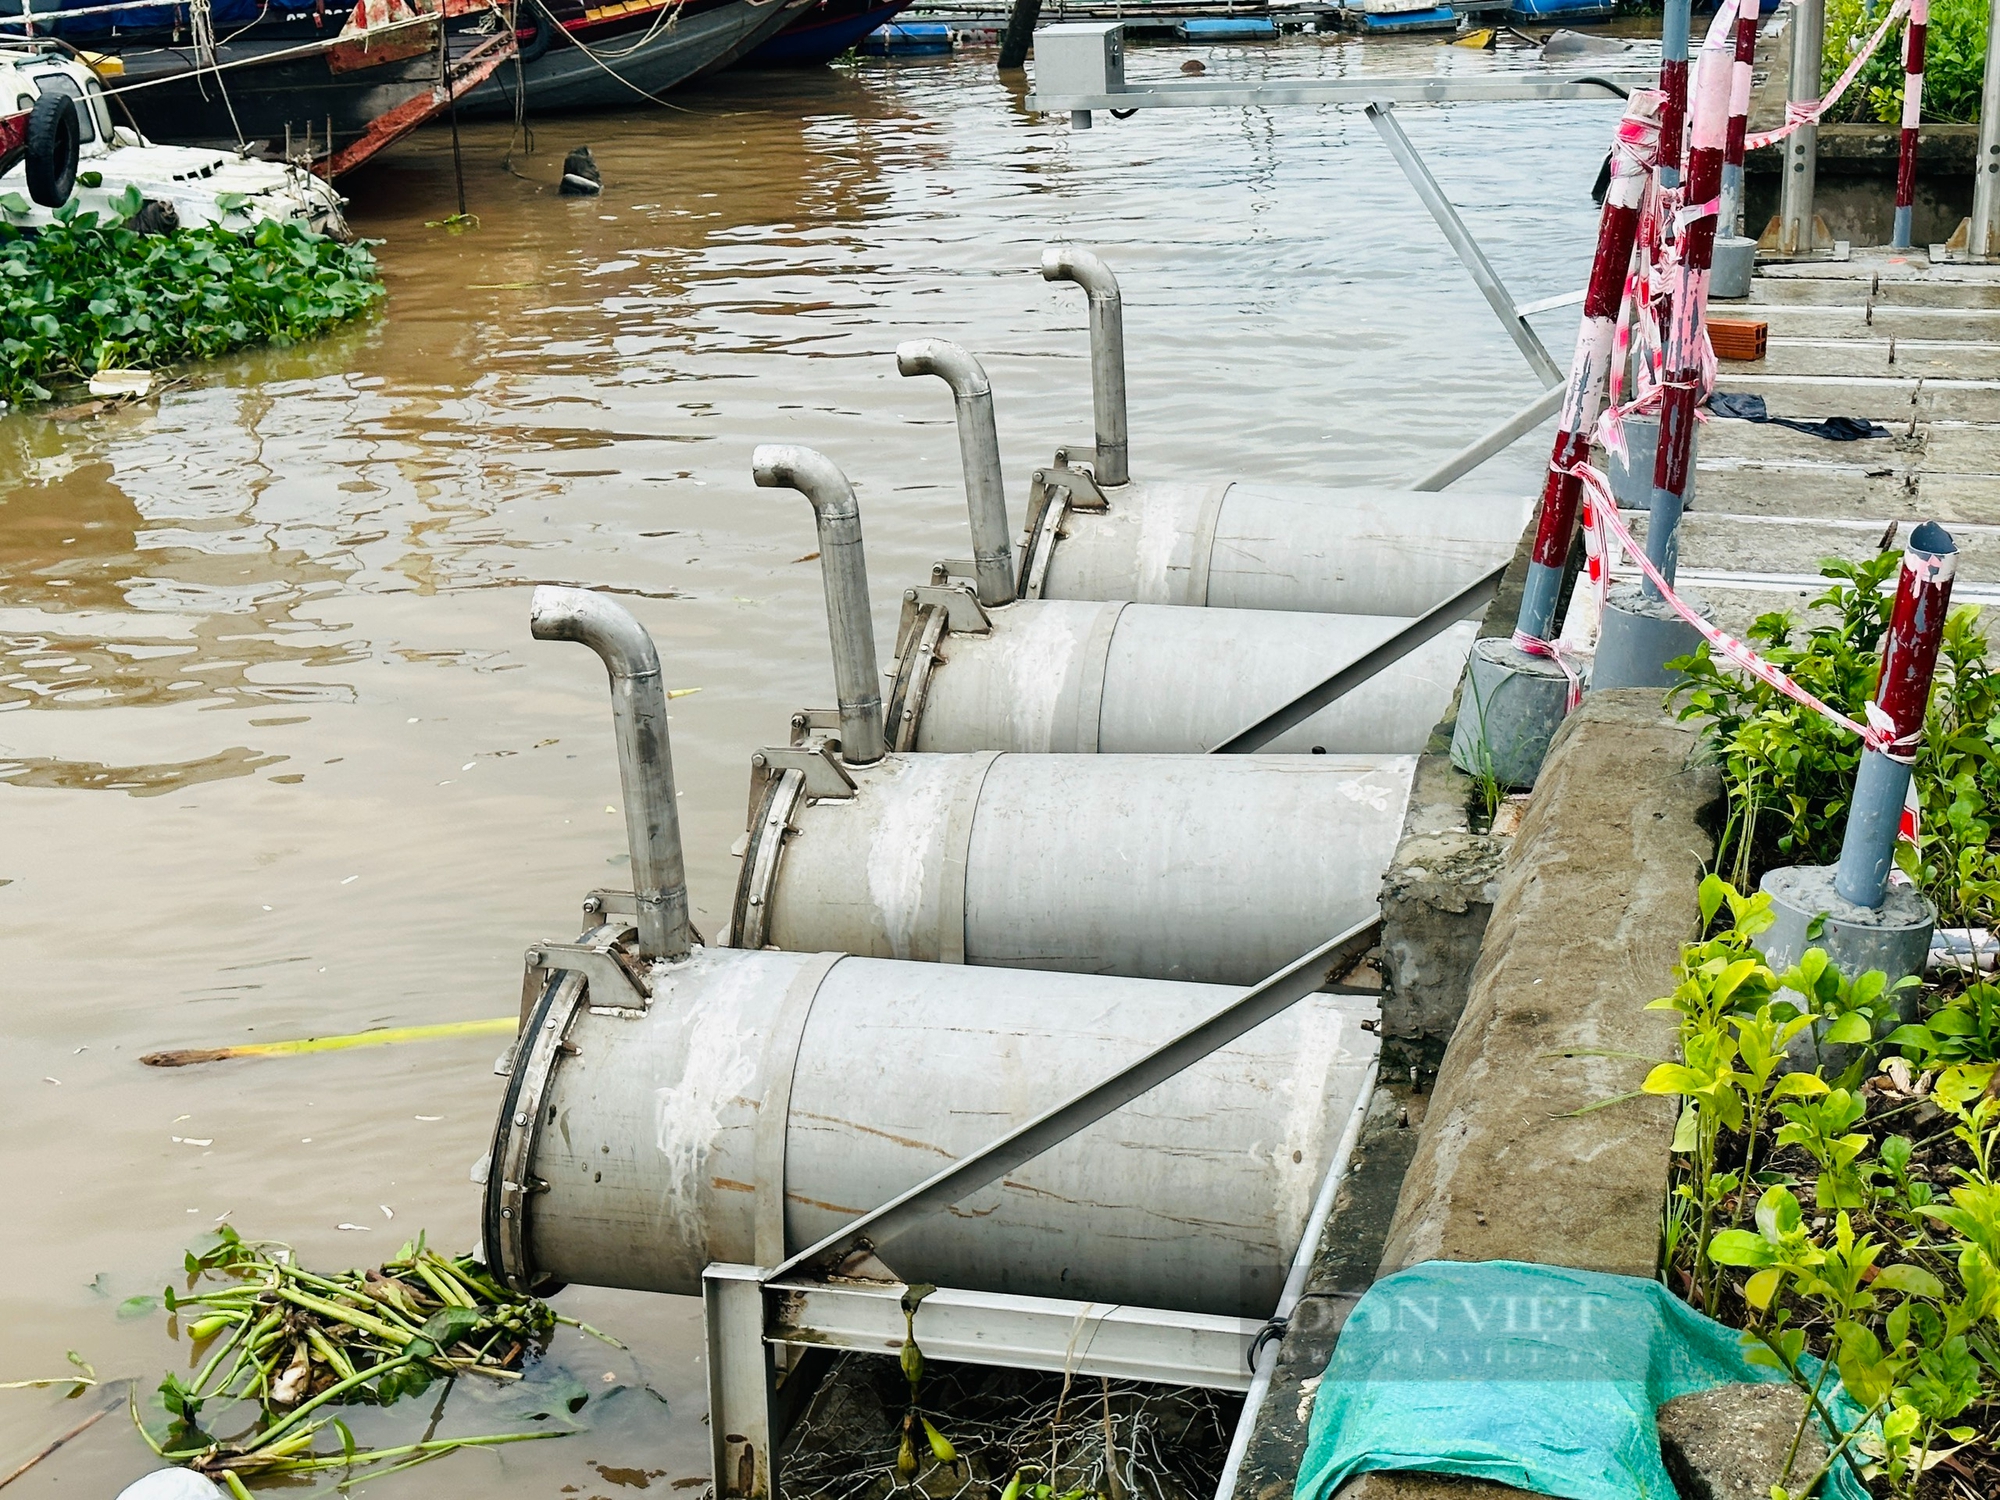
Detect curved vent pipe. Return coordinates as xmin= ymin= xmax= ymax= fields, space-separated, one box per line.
xmin=529 ymin=586 xmax=691 ymax=961
xmin=1041 ymin=244 xmax=1129 ymax=487
xmin=896 ymin=338 xmax=1017 ymax=608
xmin=752 ymin=445 xmax=888 ymax=766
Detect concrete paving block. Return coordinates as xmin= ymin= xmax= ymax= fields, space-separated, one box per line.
xmin=1740 ymin=303 xmax=2000 ymax=340
xmin=1747 ymin=278 xmax=2000 ymax=310
xmin=1656 ymin=1383 xmax=1829 ymax=1500
xmin=1724 ymin=373 xmax=1998 ymax=422
xmin=1691 ymin=461 xmax=1919 ymax=513
xmin=1909 ymin=422 xmax=2000 ymax=474
xmin=1694 ymin=419 xmax=1917 ymax=464
xmin=1750 ymin=338 xmax=2000 ymax=379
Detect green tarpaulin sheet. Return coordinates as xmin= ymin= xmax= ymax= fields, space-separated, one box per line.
xmin=1295 ymin=1260 xmax=1868 ymax=1500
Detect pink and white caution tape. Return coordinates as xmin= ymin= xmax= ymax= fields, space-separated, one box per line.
xmin=1509 ymin=630 xmax=1586 ymax=713
xmin=1746 ymin=0 xmax=1913 ymax=150
xmin=1566 ymin=458 xmax=1922 ymax=765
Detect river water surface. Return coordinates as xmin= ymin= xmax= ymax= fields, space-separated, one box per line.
xmin=3 ymin=34 xmax=1618 ymax=1497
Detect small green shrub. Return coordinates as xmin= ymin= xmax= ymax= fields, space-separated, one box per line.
xmin=0 ymin=184 xmax=383 ymax=407
xmin=1823 ymin=0 xmax=1991 ymax=125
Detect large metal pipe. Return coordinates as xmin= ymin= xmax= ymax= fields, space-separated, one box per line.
xmin=1027 ymin=479 xmax=1533 ymax=616
xmin=529 ymin=586 xmax=691 ymax=960
xmin=752 ymin=445 xmax=887 ymax=766
xmin=894 ymin=596 xmax=1470 ymax=754
xmin=1041 ymin=244 xmax=1130 ymax=486
xmin=734 ymin=750 xmax=1413 ymax=985
xmin=485 ymin=946 xmax=1379 ymax=1316
xmin=896 ymin=338 xmax=1017 ymax=607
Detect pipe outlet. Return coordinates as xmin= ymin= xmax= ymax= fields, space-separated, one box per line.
xmin=1041 ymin=244 xmax=1129 ymax=486
xmin=751 ymin=445 xmax=888 ymax=765
xmin=896 ymin=338 xmax=1017 ymax=607
xmin=529 ymin=585 xmax=692 ymax=961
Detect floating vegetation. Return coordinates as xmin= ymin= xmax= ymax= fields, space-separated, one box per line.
xmin=0 ymin=188 xmax=384 ymax=408
xmin=128 ymin=1226 xmax=612 ymax=1485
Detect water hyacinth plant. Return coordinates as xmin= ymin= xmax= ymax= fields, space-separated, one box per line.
xmin=0 ymin=185 xmax=383 ymax=407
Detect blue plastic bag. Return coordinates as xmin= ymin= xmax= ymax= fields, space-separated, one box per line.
xmin=1295 ymin=1260 xmax=1869 ymax=1500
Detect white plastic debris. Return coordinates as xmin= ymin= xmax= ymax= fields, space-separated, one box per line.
xmin=1929 ymin=927 xmax=1997 ymax=974
xmin=115 ymin=1469 xmax=225 ymax=1500
xmin=87 ymin=369 xmax=154 ymax=399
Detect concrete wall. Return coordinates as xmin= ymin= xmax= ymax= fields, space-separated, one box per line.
xmin=1745 ymin=124 xmax=1976 ymax=248
xmin=1237 ymin=692 xmax=1720 ymax=1500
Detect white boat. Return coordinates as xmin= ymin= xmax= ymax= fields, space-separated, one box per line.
xmin=0 ymin=43 xmax=348 ymax=237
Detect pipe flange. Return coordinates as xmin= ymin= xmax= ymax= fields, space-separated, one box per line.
xmin=482 ymin=967 xmax=587 ymax=1294
xmin=1019 ymin=490 xmax=1069 ymax=601
xmin=885 ymin=604 xmax=949 ymax=752
xmin=730 ymin=767 xmax=806 ymax=950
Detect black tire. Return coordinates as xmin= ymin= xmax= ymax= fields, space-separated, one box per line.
xmin=516 ymin=0 xmax=555 ymax=65
xmin=24 ymin=90 xmax=78 ymax=209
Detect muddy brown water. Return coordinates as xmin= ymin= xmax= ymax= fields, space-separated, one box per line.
xmin=1 ymin=35 xmax=1619 ymax=1497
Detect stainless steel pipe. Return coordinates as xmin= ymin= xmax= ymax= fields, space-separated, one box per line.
xmin=529 ymin=586 xmax=691 ymax=960
xmin=1042 ymin=244 xmax=1130 ymax=486
xmin=752 ymin=444 xmax=887 ymax=766
xmin=897 ymin=339 xmax=1017 ymax=607
xmin=487 ymin=946 xmax=1379 ymax=1315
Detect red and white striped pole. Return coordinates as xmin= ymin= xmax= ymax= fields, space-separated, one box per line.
xmin=1658 ymin=0 xmax=1694 ymax=191
xmin=1719 ymin=0 xmax=1758 ymax=234
xmin=1643 ymin=3 xmax=1739 ymax=595
xmin=1513 ymin=90 xmax=1665 ymax=647
xmin=1893 ymin=0 xmax=1930 ymax=248
xmin=1835 ymin=522 xmax=1956 ymax=906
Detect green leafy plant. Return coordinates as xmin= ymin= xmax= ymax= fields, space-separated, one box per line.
xmin=1824 ymin=0 xmax=1991 ymax=125
xmin=0 ymin=184 xmax=382 ymax=407
xmin=1670 ymin=553 xmax=2000 ymax=935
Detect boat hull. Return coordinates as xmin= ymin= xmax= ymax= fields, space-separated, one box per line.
xmin=737 ymin=0 xmax=911 ymax=67
xmin=455 ymin=0 xmax=809 ymax=114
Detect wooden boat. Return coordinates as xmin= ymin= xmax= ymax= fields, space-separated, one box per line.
xmin=737 ymin=0 xmax=911 ymax=67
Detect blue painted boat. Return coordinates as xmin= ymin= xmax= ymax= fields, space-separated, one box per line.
xmin=1180 ymin=16 xmax=1277 ymax=36
xmin=741 ymin=0 xmax=914 ymax=65
xmin=1506 ymin=0 xmax=1615 ymax=18
xmin=1357 ymin=4 xmax=1456 ymax=30
xmin=856 ymin=18 xmax=951 ymax=52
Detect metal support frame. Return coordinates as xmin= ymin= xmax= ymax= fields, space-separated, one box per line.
xmin=1939 ymin=0 xmax=2000 ymax=259
xmin=1028 ymin=72 xmax=1654 ymax=117
xmin=1209 ymin=564 xmax=1507 ymax=754
xmin=1411 ymin=383 xmax=1566 ymax=491
xmin=1367 ymin=102 xmax=1563 ymax=389
xmin=700 ymin=916 xmax=1385 ymax=1500
xmin=1768 ymin=0 xmax=1845 ymax=259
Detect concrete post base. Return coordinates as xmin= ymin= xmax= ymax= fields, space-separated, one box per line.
xmin=1758 ymin=865 xmax=1934 ymax=1073
xmin=1759 ymin=864 xmax=1935 ymax=992
xmin=1449 ymin=636 xmax=1571 ymax=791
xmin=1591 ymin=583 xmax=1710 ymax=690
xmin=1710 ymin=235 xmax=1757 ymax=299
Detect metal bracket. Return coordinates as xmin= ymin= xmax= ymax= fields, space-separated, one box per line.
xmin=902 ymin=582 xmax=990 ymax=637
xmin=730 ymin=768 xmax=807 ymax=951
xmin=750 ymin=744 xmax=856 ymax=801
xmin=885 ymin=602 xmax=950 ymax=754
xmin=785 ymin=707 xmax=842 ymax=749
xmin=525 ymin=931 xmax=652 ymax=1013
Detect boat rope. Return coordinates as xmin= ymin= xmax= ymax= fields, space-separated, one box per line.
xmin=188 ymin=0 xmax=251 ymax=148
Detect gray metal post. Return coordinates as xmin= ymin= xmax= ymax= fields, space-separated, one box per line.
xmin=529 ymin=586 xmax=691 ymax=961
xmin=1834 ymin=521 xmax=1957 ymax=907
xmin=705 ymin=1265 xmax=781 ymax=1500
xmin=1041 ymin=245 xmax=1130 ymax=485
xmin=751 ymin=446 xmax=888 ymax=766
xmin=896 ymin=339 xmax=1018 ymax=608
xmin=1366 ymin=103 xmax=1563 ymax=389
xmin=1779 ymin=0 xmax=1826 ymax=254
xmin=1971 ymin=0 xmax=2000 ymax=256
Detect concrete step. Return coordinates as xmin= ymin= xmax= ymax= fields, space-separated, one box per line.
xmin=1690 ymin=459 xmax=1924 ymax=515
xmin=1736 ymin=338 xmax=2000 ymax=378
xmin=1631 ymin=510 xmax=2000 ymax=579
xmin=1695 ymin=418 xmax=1919 ymax=464
xmin=1910 ymin=423 xmax=2000 ymax=473
xmin=1721 ymin=373 xmax=2000 ymax=421
xmin=1724 ymin=304 xmax=2000 ymax=340
xmin=1748 ymin=268 xmax=2000 ymax=309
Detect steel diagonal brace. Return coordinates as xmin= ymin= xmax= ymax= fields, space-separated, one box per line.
xmin=1209 ymin=562 xmax=1508 ymax=754
xmin=1366 ymin=101 xmax=1565 ymax=389
xmin=766 ymin=915 xmax=1384 ymax=1283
